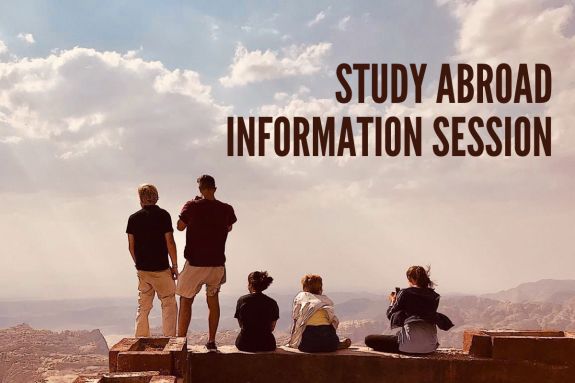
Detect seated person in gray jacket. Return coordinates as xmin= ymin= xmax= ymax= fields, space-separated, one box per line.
xmin=365 ymin=266 xmax=453 ymax=354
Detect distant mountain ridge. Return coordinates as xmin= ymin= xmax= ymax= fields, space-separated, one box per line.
xmin=481 ymin=279 xmax=575 ymax=304
xmin=2 ymin=279 xmax=575 ymax=353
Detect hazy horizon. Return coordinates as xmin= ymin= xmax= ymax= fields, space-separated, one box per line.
xmin=2 ymin=277 xmax=575 ymax=302
xmin=1 ymin=0 xmax=574 ymax=300
xmin=3 ymin=278 xmax=575 ymax=352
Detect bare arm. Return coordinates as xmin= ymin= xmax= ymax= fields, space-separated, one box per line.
xmin=165 ymin=232 xmax=178 ymax=279
xmin=127 ymin=234 xmax=136 ymax=265
xmin=177 ymin=219 xmax=187 ymax=231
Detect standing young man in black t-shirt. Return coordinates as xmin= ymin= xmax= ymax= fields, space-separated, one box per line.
xmin=176 ymin=175 xmax=237 ymax=350
xmin=126 ymin=184 xmax=179 ymax=337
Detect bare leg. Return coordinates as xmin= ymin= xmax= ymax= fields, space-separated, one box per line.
xmin=206 ymin=294 xmax=220 ymax=342
xmin=177 ymin=296 xmax=194 ymax=337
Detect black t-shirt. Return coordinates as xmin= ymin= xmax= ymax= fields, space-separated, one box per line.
xmin=234 ymin=292 xmax=279 ymax=352
xmin=179 ymin=199 xmax=237 ymax=266
xmin=126 ymin=205 xmax=173 ymax=271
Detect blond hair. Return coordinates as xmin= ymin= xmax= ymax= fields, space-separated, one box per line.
xmin=138 ymin=184 xmax=159 ymax=205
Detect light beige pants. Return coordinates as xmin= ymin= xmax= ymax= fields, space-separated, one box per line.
xmin=135 ymin=269 xmax=177 ymax=337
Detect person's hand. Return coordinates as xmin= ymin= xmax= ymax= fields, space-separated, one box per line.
xmin=388 ymin=292 xmax=397 ymax=304
xmin=171 ymin=266 xmax=179 ymax=280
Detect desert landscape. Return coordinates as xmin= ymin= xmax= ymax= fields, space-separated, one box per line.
xmin=0 ymin=324 xmax=108 ymax=383
xmin=1 ymin=279 xmax=575 ymax=382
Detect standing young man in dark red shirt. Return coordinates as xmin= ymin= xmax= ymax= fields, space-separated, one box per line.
xmin=176 ymin=175 xmax=237 ymax=350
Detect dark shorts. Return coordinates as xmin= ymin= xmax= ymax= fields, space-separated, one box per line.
xmin=298 ymin=325 xmax=339 ymax=353
xmin=235 ymin=331 xmax=276 ymax=352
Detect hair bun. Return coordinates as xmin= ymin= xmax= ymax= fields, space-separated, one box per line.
xmin=248 ymin=271 xmax=273 ymax=292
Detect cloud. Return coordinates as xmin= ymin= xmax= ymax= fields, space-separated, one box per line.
xmin=240 ymin=0 xmax=575 ymax=204
xmin=17 ymin=33 xmax=35 ymax=44
xmin=240 ymin=25 xmax=280 ymax=35
xmin=0 ymin=40 xmax=7 ymax=54
xmin=219 ymin=42 xmax=332 ymax=87
xmin=337 ymin=16 xmax=351 ymax=31
xmin=273 ymin=92 xmax=289 ymax=101
xmin=0 ymin=47 xmax=230 ymax=191
xmin=204 ymin=17 xmax=220 ymax=40
xmin=1 ymin=0 xmax=574 ymax=299
xmin=441 ymin=0 xmax=575 ymax=154
xmin=308 ymin=9 xmax=328 ymax=27
xmin=0 ymin=136 xmax=21 ymax=144
xmin=258 ymin=94 xmax=344 ymax=119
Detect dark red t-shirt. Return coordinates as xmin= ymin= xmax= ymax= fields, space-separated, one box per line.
xmin=179 ymin=198 xmax=237 ymax=266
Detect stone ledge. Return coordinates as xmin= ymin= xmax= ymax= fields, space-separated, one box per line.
xmin=73 ymin=371 xmax=176 ymax=383
xmin=110 ymin=337 xmax=187 ymax=378
xmin=117 ymin=352 xmax=172 ymax=375
xmin=463 ymin=329 xmax=575 ymax=365
xmin=186 ymin=346 xmax=573 ymax=383
xmin=188 ymin=345 xmax=470 ymax=359
xmin=492 ymin=336 xmax=575 ymax=365
xmin=107 ymin=334 xmax=575 ymax=383
xmin=109 ymin=338 xmax=139 ymax=372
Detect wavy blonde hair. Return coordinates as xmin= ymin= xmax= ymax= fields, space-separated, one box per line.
xmin=138 ymin=184 xmax=159 ymax=205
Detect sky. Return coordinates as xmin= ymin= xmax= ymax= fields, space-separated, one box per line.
xmin=0 ymin=0 xmax=574 ymax=300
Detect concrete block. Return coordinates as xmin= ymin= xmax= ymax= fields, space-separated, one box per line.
xmin=117 ymin=351 xmax=172 ymax=375
xmin=463 ymin=330 xmax=493 ymax=357
xmin=74 ymin=371 xmax=176 ymax=383
xmin=109 ymin=338 xmax=139 ymax=372
xmin=492 ymin=336 xmax=575 ymax=365
xmin=482 ymin=330 xmax=565 ymax=337
xmin=109 ymin=337 xmax=187 ymax=378
xmin=186 ymin=346 xmax=573 ymax=383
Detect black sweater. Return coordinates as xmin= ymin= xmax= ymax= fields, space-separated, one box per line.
xmin=386 ymin=287 xmax=453 ymax=330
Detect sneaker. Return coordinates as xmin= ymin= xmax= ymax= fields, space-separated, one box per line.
xmin=338 ymin=338 xmax=352 ymax=350
xmin=205 ymin=341 xmax=217 ymax=351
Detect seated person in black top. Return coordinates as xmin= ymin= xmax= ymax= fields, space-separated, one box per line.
xmin=234 ymin=271 xmax=279 ymax=352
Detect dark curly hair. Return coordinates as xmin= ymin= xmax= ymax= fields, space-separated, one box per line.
xmin=248 ymin=271 xmax=274 ymax=293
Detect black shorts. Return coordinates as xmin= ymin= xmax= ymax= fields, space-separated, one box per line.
xmin=236 ymin=331 xmax=276 ymax=352
xmin=298 ymin=325 xmax=339 ymax=353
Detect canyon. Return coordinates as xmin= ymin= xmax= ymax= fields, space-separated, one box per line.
xmin=1 ymin=279 xmax=575 ymax=382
